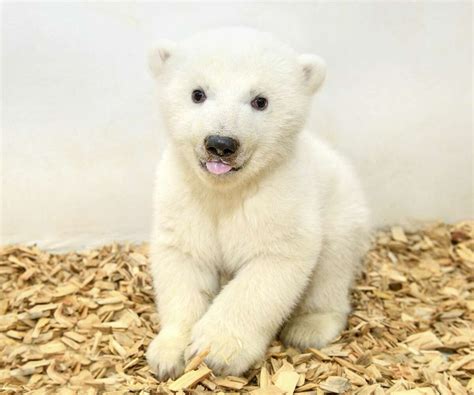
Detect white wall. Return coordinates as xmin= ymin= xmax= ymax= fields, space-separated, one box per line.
xmin=1 ymin=2 xmax=472 ymax=250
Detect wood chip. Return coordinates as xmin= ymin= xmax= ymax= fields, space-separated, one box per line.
xmin=319 ymin=376 xmax=351 ymax=393
xmin=392 ymin=226 xmax=408 ymax=242
xmin=168 ymin=367 xmax=212 ymax=391
xmin=308 ymin=348 xmax=330 ymax=361
xmin=63 ymin=331 xmax=87 ymax=343
xmin=96 ymin=296 xmax=124 ymax=305
xmin=52 ymin=284 xmax=79 ymax=297
xmin=39 ymin=341 xmax=67 ymax=354
xmin=405 ymin=331 xmax=443 ymax=350
xmin=184 ymin=346 xmax=210 ymax=372
xmin=61 ymin=336 xmax=81 ymax=350
xmin=274 ymin=370 xmax=300 ymax=394
xmin=214 ymin=376 xmax=247 ymax=390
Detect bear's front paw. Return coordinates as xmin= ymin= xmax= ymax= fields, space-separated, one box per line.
xmin=280 ymin=312 xmax=347 ymax=350
xmin=186 ymin=318 xmax=265 ymax=376
xmin=146 ymin=330 xmax=188 ymax=380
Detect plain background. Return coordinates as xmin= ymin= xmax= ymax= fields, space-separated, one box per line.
xmin=1 ymin=1 xmax=473 ymax=250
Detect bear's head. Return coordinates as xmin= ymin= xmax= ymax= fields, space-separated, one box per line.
xmin=150 ymin=27 xmax=325 ymax=189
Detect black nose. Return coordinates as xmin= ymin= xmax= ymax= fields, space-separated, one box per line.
xmin=204 ymin=135 xmax=239 ymax=157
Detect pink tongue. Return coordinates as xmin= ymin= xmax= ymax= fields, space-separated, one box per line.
xmin=206 ymin=161 xmax=232 ymax=175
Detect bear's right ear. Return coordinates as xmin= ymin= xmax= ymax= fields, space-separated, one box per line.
xmin=148 ymin=40 xmax=177 ymax=78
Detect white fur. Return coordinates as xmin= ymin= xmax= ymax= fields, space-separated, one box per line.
xmin=146 ymin=27 xmax=370 ymax=379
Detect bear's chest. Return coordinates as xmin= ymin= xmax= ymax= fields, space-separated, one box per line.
xmin=210 ymin=189 xmax=300 ymax=273
xmin=214 ymin=208 xmax=264 ymax=273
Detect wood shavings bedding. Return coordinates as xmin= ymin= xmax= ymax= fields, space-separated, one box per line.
xmin=0 ymin=221 xmax=473 ymax=394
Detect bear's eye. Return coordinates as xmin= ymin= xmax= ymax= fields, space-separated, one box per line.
xmin=251 ymin=96 xmax=268 ymax=111
xmin=192 ymin=89 xmax=206 ymax=103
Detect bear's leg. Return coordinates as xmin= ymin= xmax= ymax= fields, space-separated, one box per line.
xmin=146 ymin=244 xmax=219 ymax=380
xmin=186 ymin=254 xmax=316 ymax=376
xmin=280 ymin=232 xmax=367 ymax=349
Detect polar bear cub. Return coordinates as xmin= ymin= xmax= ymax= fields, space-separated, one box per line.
xmin=146 ymin=27 xmax=370 ymax=379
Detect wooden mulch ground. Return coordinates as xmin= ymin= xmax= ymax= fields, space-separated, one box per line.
xmin=0 ymin=221 xmax=473 ymax=394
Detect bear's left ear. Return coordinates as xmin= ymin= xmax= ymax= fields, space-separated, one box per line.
xmin=298 ymin=54 xmax=326 ymax=94
xmin=148 ymin=40 xmax=177 ymax=79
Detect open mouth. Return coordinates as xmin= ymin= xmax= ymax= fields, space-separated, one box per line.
xmin=201 ymin=160 xmax=241 ymax=175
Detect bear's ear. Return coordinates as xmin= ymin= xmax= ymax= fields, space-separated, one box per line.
xmin=148 ymin=40 xmax=177 ymax=78
xmin=298 ymin=54 xmax=326 ymax=94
